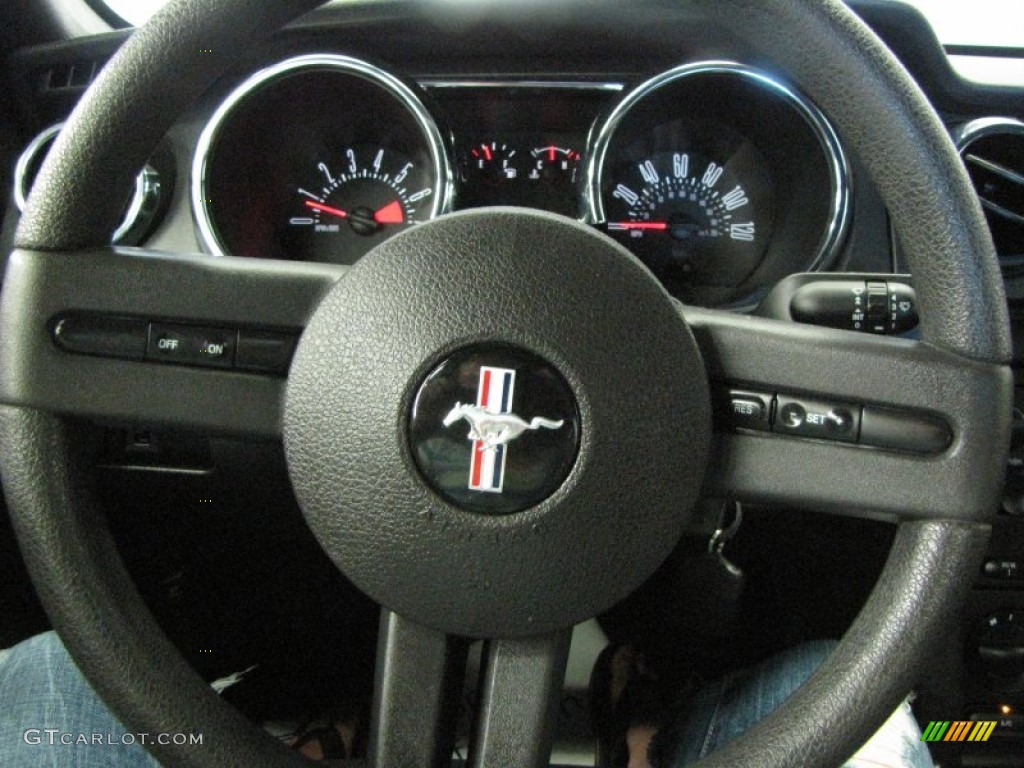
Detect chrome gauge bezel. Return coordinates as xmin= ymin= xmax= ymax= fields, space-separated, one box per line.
xmin=191 ymin=54 xmax=454 ymax=257
xmin=585 ymin=60 xmax=851 ymax=276
xmin=13 ymin=123 xmax=63 ymax=213
xmin=15 ymin=122 xmax=158 ymax=243
xmin=952 ymin=116 xmax=1024 ymax=265
xmin=952 ymin=116 xmax=1024 ymax=151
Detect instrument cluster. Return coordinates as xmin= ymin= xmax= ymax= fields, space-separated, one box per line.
xmin=12 ymin=53 xmax=852 ymax=307
xmin=426 ymin=83 xmax=615 ymax=219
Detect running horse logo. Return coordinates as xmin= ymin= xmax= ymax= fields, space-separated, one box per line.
xmin=442 ymin=366 xmax=564 ymax=493
xmin=442 ymin=403 xmax=564 ymax=450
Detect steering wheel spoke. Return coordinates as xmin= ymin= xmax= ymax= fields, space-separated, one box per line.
xmin=471 ymin=629 xmax=572 ymax=768
xmin=0 ymin=247 xmax=344 ymax=436
xmin=368 ymin=611 xmax=570 ymax=768
xmin=368 ymin=611 xmax=467 ymax=768
xmin=685 ymin=305 xmax=1012 ymax=521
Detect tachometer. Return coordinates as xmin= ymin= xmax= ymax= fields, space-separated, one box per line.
xmin=284 ymin=146 xmax=434 ymax=261
xmin=193 ymin=55 xmax=452 ymax=264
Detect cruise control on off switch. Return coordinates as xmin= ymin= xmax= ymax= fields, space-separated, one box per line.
xmin=50 ymin=313 xmax=298 ymax=376
xmin=148 ymin=324 xmax=235 ymax=368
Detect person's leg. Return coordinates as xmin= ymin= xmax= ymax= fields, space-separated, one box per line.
xmin=0 ymin=631 xmax=162 ymax=767
xmin=647 ymin=639 xmax=933 ymax=768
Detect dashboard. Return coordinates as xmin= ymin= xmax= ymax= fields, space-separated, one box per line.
xmin=3 ymin=2 xmax=1024 ymax=764
xmin=11 ymin=29 xmax=859 ymax=309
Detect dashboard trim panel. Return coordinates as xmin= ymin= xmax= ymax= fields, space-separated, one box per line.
xmin=418 ymin=79 xmax=625 ymax=92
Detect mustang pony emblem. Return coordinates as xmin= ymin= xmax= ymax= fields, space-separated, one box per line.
xmin=443 ymin=365 xmax=563 ymax=493
xmin=442 ymin=402 xmax=564 ymax=450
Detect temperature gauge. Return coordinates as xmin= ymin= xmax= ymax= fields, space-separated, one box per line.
xmin=528 ymin=146 xmax=580 ymax=183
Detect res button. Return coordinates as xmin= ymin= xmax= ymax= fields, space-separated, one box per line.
xmin=723 ymin=390 xmax=773 ymax=431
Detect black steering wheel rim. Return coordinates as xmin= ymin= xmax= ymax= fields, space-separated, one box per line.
xmin=0 ymin=1 xmax=1012 ymax=766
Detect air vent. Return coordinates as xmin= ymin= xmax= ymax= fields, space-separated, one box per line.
xmin=955 ymin=118 xmax=1024 ymax=275
xmin=38 ymin=60 xmax=98 ymax=91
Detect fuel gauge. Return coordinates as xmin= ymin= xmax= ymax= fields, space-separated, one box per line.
xmin=469 ymin=142 xmax=521 ymax=184
xmin=459 ymin=139 xmax=581 ymax=217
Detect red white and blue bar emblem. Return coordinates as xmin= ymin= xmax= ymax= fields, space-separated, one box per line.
xmin=470 ymin=366 xmax=516 ymax=493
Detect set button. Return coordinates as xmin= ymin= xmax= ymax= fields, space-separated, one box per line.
xmin=775 ymin=395 xmax=859 ymax=443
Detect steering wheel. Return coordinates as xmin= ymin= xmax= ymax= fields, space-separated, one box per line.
xmin=0 ymin=0 xmax=1012 ymax=766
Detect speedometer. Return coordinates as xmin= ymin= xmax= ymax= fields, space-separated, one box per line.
xmin=604 ymin=140 xmax=773 ymax=296
xmin=608 ymin=153 xmax=760 ymax=244
xmin=589 ymin=62 xmax=849 ymax=307
xmin=193 ymin=55 xmax=453 ymax=264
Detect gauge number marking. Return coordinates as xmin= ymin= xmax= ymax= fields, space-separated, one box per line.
xmin=701 ymin=162 xmax=724 ymax=188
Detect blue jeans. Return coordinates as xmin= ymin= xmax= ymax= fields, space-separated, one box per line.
xmin=0 ymin=632 xmax=932 ymax=767
xmin=649 ymin=639 xmax=933 ymax=767
xmin=0 ymin=632 xmax=160 ymax=767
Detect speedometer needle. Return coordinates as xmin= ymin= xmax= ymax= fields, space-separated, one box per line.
xmin=607 ymin=221 xmax=668 ymax=231
xmin=305 ymin=200 xmax=348 ymax=219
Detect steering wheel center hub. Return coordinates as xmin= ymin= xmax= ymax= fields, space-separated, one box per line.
xmin=409 ymin=344 xmax=581 ymax=515
xmin=283 ymin=208 xmax=711 ymax=636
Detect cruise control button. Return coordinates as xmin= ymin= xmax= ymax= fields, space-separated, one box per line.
xmin=860 ymin=406 xmax=951 ymax=453
xmin=982 ymin=559 xmax=1020 ymax=580
xmin=723 ymin=390 xmax=773 ymax=431
xmin=236 ymin=330 xmax=298 ymax=375
xmin=773 ymin=395 xmax=861 ymax=443
xmin=52 ymin=314 xmax=148 ymax=360
xmin=147 ymin=323 xmax=236 ymax=368
xmin=779 ymin=402 xmax=806 ymax=429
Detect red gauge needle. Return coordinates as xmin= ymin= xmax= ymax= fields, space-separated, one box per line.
xmin=607 ymin=221 xmax=669 ymax=231
xmin=373 ymin=200 xmax=405 ymax=225
xmin=304 ymin=200 xmax=347 ymax=219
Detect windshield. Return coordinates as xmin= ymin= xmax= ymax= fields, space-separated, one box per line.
xmin=901 ymin=0 xmax=1022 ymax=48
xmin=96 ymin=0 xmax=1023 ymax=48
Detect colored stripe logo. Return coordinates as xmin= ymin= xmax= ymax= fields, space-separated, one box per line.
xmin=921 ymin=720 xmax=998 ymax=742
xmin=468 ymin=366 xmax=516 ymax=493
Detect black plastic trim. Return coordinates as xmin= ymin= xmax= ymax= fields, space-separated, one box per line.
xmin=471 ymin=630 xmax=571 ymax=768
xmin=687 ymin=305 xmax=1011 ymax=521
xmin=0 ymin=248 xmax=343 ymax=435
xmin=368 ymin=612 xmax=464 ymax=768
